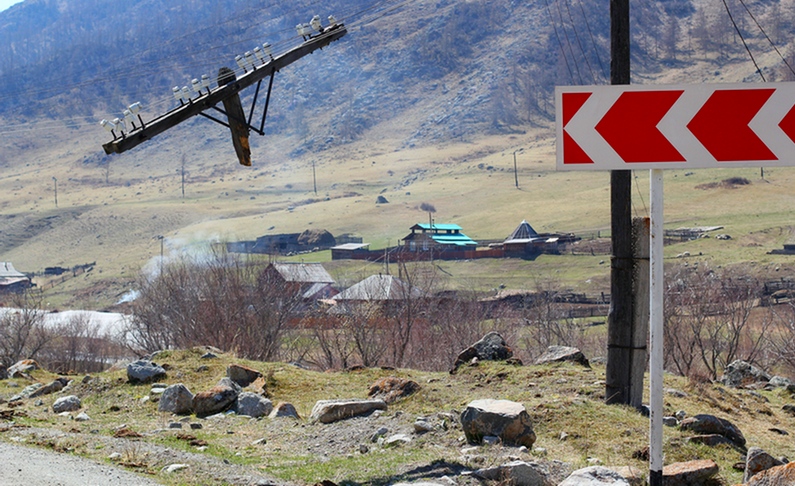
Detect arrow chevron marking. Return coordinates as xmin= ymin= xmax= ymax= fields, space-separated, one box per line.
xmin=562 ymin=92 xmax=594 ymax=164
xmin=687 ymin=88 xmax=776 ymax=161
xmin=779 ymin=103 xmax=795 ymax=145
xmin=595 ymin=90 xmax=685 ymax=163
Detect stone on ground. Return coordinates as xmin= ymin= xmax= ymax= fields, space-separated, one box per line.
xmin=158 ymin=383 xmax=194 ymax=415
xmin=8 ymin=359 xmax=39 ymax=378
xmin=52 ymin=395 xmax=81 ymax=413
xmin=269 ymin=402 xmax=300 ymax=419
xmin=310 ymin=399 xmax=387 ymax=424
xmin=460 ymin=399 xmax=536 ymax=448
xmin=226 ymin=364 xmax=262 ymax=387
xmin=662 ymin=459 xmax=719 ymax=486
xmin=559 ymin=466 xmax=629 ymax=485
xmin=534 ymin=346 xmax=590 ymax=367
xmin=745 ymin=447 xmax=785 ymax=483
xmin=235 ymin=392 xmax=273 ymax=418
xmin=192 ymin=379 xmax=240 ymax=417
xmin=680 ymin=414 xmax=745 ymax=447
xmin=473 ymin=460 xmax=553 ymax=486
xmin=368 ymin=377 xmax=420 ymax=404
xmin=721 ymin=360 xmax=770 ymax=388
xmin=747 ymin=462 xmax=795 ymax=485
xmin=127 ymin=360 xmax=167 ymax=384
xmin=452 ymin=332 xmax=513 ymax=372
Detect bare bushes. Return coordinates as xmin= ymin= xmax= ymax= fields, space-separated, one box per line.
xmin=0 ymin=290 xmax=51 ymax=369
xmin=663 ymin=264 xmax=767 ymax=381
xmin=125 ymin=250 xmax=300 ymax=360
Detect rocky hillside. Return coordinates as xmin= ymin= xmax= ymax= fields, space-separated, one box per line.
xmin=2 ymin=343 xmax=795 ymax=485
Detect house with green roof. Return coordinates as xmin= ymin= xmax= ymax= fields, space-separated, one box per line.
xmin=401 ymin=223 xmax=478 ymax=252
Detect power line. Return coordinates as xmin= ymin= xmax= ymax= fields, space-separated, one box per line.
xmin=562 ymin=0 xmax=597 ymax=84
xmin=543 ymin=0 xmax=575 ymax=82
xmin=574 ymin=0 xmax=607 ymax=81
xmin=554 ymin=0 xmax=584 ymax=84
xmin=720 ymin=0 xmax=765 ymax=81
xmin=736 ymin=0 xmax=795 ymax=78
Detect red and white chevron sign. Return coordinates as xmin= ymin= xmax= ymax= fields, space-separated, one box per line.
xmin=556 ymin=82 xmax=795 ymax=170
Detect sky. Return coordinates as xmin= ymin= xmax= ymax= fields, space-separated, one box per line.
xmin=0 ymin=0 xmax=21 ymax=13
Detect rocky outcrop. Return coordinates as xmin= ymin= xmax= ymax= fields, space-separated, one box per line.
xmin=127 ymin=360 xmax=167 ymax=384
xmin=368 ymin=377 xmax=420 ymax=404
xmin=310 ymin=399 xmax=387 ymax=424
xmin=158 ymin=384 xmax=194 ymax=415
xmin=29 ymin=378 xmax=69 ymax=398
xmin=534 ymin=346 xmax=590 ymax=368
xmin=720 ymin=360 xmax=770 ymax=388
xmin=680 ymin=414 xmax=745 ymax=448
xmin=460 ymin=399 xmax=536 ymax=448
xmin=452 ymin=332 xmax=513 ymax=372
xmin=8 ymin=359 xmax=39 ymax=378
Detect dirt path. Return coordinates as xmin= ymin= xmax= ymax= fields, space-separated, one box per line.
xmin=0 ymin=441 xmax=163 ymax=485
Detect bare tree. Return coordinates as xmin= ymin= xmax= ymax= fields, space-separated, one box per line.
xmin=0 ymin=290 xmax=51 ymax=368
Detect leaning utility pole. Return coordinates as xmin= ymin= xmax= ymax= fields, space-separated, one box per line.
xmin=101 ymin=19 xmax=346 ymax=166
xmin=605 ymin=0 xmax=637 ymax=406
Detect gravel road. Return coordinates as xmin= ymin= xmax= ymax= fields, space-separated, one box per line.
xmin=0 ymin=441 xmax=162 ymax=485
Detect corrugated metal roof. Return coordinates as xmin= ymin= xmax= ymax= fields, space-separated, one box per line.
xmin=331 ymin=243 xmax=370 ymax=250
xmin=431 ymin=235 xmax=477 ymax=246
xmin=0 ymin=262 xmax=26 ymax=278
xmin=414 ymin=223 xmax=462 ymax=231
xmin=506 ymin=220 xmax=538 ymax=242
xmin=332 ymin=274 xmax=425 ymax=301
xmin=270 ymin=263 xmax=334 ymax=283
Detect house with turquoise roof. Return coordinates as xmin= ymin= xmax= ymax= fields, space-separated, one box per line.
xmin=401 ymin=223 xmax=478 ymax=252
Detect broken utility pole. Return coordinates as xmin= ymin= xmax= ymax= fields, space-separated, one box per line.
xmin=102 ymin=22 xmax=347 ymax=166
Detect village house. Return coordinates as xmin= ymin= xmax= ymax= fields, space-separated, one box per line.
xmin=0 ymin=262 xmax=32 ymax=293
xmin=401 ymin=223 xmax=477 ymax=252
xmin=261 ymin=262 xmax=337 ymax=300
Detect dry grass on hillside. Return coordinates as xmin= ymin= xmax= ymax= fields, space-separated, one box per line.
xmin=2 ymin=348 xmax=795 ymax=485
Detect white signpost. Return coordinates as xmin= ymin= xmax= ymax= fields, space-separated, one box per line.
xmin=556 ymin=81 xmax=795 ymax=480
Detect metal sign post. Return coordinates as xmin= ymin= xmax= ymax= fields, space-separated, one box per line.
xmin=555 ymin=81 xmax=795 ymax=482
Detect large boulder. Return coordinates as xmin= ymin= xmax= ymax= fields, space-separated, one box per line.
xmin=721 ymin=360 xmax=770 ymax=388
xmin=744 ymin=447 xmax=785 ymax=483
xmin=127 ymin=360 xmax=167 ymax=384
xmin=747 ymin=462 xmax=795 ymax=485
xmin=680 ymin=414 xmax=745 ymax=448
xmin=158 ymin=384 xmax=194 ymax=415
xmin=310 ymin=399 xmax=387 ymax=424
xmin=226 ymin=364 xmax=262 ymax=388
xmin=192 ymin=378 xmax=240 ymax=417
xmin=52 ymin=395 xmax=81 ymax=413
xmin=452 ymin=332 xmax=513 ymax=372
xmin=474 ymin=460 xmax=553 ymax=486
xmin=460 ymin=399 xmax=536 ymax=448
xmin=368 ymin=377 xmax=420 ymax=404
xmin=559 ymin=466 xmax=630 ymax=486
xmin=662 ymin=459 xmax=719 ymax=486
xmin=235 ymin=392 xmax=273 ymax=418
xmin=534 ymin=346 xmax=590 ymax=368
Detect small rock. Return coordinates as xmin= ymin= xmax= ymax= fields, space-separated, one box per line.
xmin=675 ymin=410 xmax=686 ymax=420
xmin=368 ymin=377 xmax=420 ymax=404
xmin=108 ymin=452 xmax=122 ymax=461
xmin=168 ymin=422 xmax=183 ymax=429
xmin=158 ymin=384 xmax=194 ymax=415
xmin=474 ymin=460 xmax=553 ymax=485
xmin=747 ymin=462 xmax=795 ymax=485
xmin=371 ymin=427 xmax=389 ymax=442
xmin=75 ymin=412 xmax=91 ymax=422
xmin=163 ymin=464 xmax=189 ymax=473
xmin=252 ymin=438 xmax=267 ymax=446
xmin=460 ymin=399 xmax=536 ymax=448
xmin=414 ymin=420 xmax=434 ymax=434
xmin=200 ymin=353 xmax=217 ymax=359
xmin=384 ymin=434 xmax=412 ymax=446
xmin=452 ymin=332 xmax=513 ymax=372
xmin=190 ymin=423 xmax=203 ymax=430
xmin=268 ymin=402 xmax=300 ymax=419
xmin=663 ymin=416 xmax=678 ymax=427
xmin=482 ymin=435 xmax=499 ymax=445
xmin=680 ymin=414 xmax=745 ymax=447
xmin=8 ymin=359 xmax=39 ymax=377
xmin=192 ymin=379 xmax=240 ymax=417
